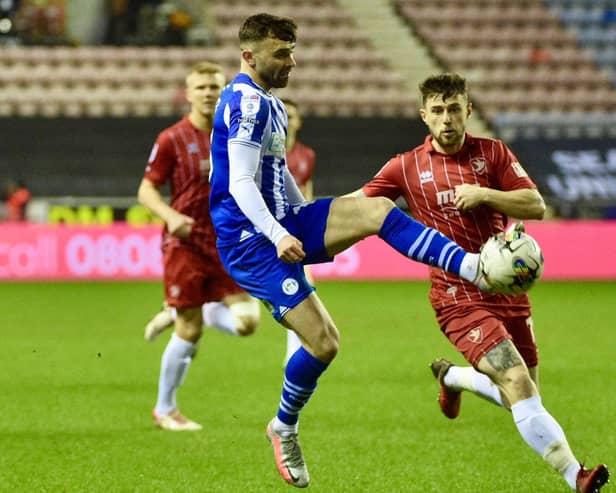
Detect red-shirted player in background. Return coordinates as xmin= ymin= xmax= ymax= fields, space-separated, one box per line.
xmin=137 ymin=62 xmax=261 ymax=431
xmin=353 ymin=74 xmax=608 ymax=492
xmin=280 ymin=97 xmax=317 ymax=364
xmin=2 ymin=179 xmax=31 ymax=221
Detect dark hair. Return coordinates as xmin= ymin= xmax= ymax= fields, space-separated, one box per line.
xmin=419 ymin=73 xmax=467 ymax=105
xmin=239 ymin=13 xmax=297 ymax=46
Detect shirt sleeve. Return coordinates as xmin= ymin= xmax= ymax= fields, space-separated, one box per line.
xmin=284 ymin=166 xmax=306 ymax=205
xmin=361 ymin=156 xmax=404 ymax=201
xmin=228 ymin=139 xmax=290 ymax=246
xmin=495 ymin=141 xmax=537 ymax=191
xmin=144 ymin=132 xmax=174 ymax=185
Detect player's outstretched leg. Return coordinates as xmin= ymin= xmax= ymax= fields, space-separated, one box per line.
xmin=429 ymin=358 xmax=505 ymax=418
xmin=376 ymin=207 xmax=492 ymax=289
xmin=430 ymin=358 xmax=462 ymax=419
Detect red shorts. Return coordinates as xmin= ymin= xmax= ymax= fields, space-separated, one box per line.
xmin=163 ymin=244 xmax=245 ymax=309
xmin=436 ymin=306 xmax=538 ymax=368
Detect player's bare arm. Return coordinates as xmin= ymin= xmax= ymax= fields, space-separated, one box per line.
xmin=137 ymin=178 xmax=194 ymax=239
xmin=454 ymin=184 xmax=545 ymax=219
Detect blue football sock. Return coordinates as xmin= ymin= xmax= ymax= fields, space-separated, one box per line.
xmin=378 ymin=207 xmax=467 ymax=275
xmin=277 ymin=347 xmax=328 ymax=425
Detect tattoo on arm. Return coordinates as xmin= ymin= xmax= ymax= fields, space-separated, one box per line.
xmin=485 ymin=340 xmax=523 ymax=371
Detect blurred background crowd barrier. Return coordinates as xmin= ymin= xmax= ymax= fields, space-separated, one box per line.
xmin=2 ymin=0 xmax=616 ymax=278
xmin=3 ymin=221 xmax=616 ymax=280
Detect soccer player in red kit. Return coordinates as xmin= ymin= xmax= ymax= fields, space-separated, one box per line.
xmin=354 ymin=74 xmax=608 ymax=492
xmin=138 ymin=61 xmax=260 ymax=431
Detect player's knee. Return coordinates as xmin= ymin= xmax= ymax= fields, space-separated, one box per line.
xmin=175 ymin=322 xmax=203 ymax=343
xmin=314 ymin=339 xmax=338 ymax=362
xmin=236 ymin=315 xmax=259 ymax=336
xmin=231 ymin=300 xmax=260 ymax=337
xmin=494 ymin=367 xmax=536 ymax=400
xmin=312 ymin=328 xmax=339 ymax=362
xmin=175 ymin=308 xmax=204 ymax=343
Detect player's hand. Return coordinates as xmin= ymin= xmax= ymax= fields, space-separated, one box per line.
xmin=277 ymin=235 xmax=306 ymax=263
xmin=454 ymin=184 xmax=484 ymax=211
xmin=167 ymin=213 xmax=195 ymax=239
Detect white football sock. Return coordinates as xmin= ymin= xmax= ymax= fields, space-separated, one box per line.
xmin=203 ymin=301 xmax=240 ymax=336
xmin=444 ymin=366 xmax=503 ymax=406
xmin=459 ymin=253 xmax=480 ymax=283
xmin=273 ymin=416 xmax=299 ymax=437
xmin=155 ymin=333 xmax=196 ymax=416
xmin=284 ymin=330 xmax=302 ymax=365
xmin=511 ymin=396 xmax=579 ymax=489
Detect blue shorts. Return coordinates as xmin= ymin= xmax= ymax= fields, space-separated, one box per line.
xmin=217 ymin=198 xmax=334 ymax=321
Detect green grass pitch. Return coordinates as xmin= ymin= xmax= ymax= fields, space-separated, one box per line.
xmin=1 ymin=280 xmax=614 ymax=492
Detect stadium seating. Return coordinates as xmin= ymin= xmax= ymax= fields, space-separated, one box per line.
xmin=548 ymin=0 xmax=616 ymax=86
xmin=394 ymin=0 xmax=616 ymax=138
xmin=3 ymin=0 xmax=616 ymax=130
xmin=0 ymin=0 xmax=415 ymax=118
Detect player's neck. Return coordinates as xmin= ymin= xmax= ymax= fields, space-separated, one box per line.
xmin=188 ymin=112 xmax=213 ymax=132
xmin=240 ymin=65 xmax=272 ymax=92
xmin=432 ymin=134 xmax=465 ymax=155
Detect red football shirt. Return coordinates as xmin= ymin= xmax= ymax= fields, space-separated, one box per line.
xmin=363 ymin=134 xmax=536 ymax=310
xmin=286 ymin=140 xmax=316 ymax=187
xmin=144 ymin=116 xmax=215 ymax=254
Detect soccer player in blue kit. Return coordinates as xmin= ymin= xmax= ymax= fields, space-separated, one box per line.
xmin=209 ymin=13 xmax=494 ymax=488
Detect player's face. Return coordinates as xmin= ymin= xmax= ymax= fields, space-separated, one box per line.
xmin=252 ymin=37 xmax=296 ymax=89
xmin=186 ymin=72 xmax=225 ymax=117
xmin=420 ymin=93 xmax=471 ymax=154
xmin=286 ymin=104 xmax=302 ymax=133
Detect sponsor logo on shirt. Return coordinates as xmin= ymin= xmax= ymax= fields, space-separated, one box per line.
xmin=436 ymin=189 xmax=455 ymax=206
xmin=267 ymin=133 xmax=286 ymax=158
xmin=239 ymin=230 xmax=254 ymax=242
xmin=238 ymin=116 xmax=259 ymax=125
xmin=436 ymin=189 xmax=460 ymax=218
xmin=187 ymin=143 xmax=200 ymax=154
xmin=511 ymin=161 xmax=528 ymax=178
xmin=420 ymin=170 xmax=433 ymax=184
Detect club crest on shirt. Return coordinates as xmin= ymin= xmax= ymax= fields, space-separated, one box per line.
xmin=241 ymin=94 xmax=260 ymax=115
xmin=470 ymin=157 xmax=487 ymax=174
